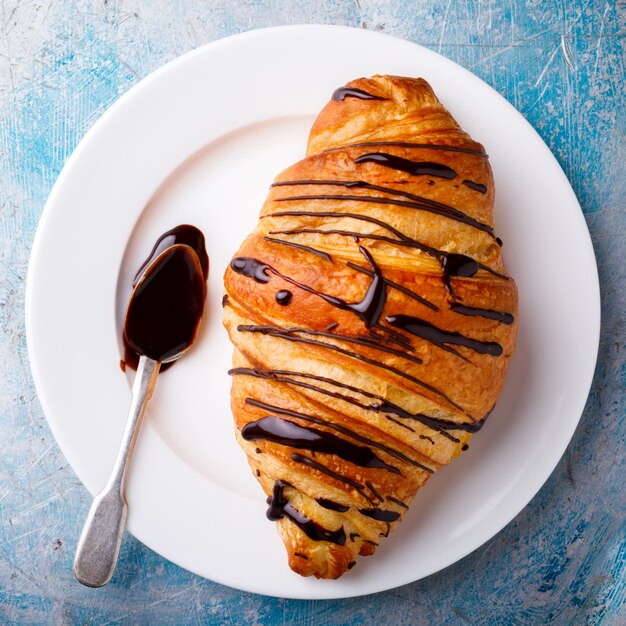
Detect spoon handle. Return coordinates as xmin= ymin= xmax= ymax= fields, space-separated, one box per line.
xmin=74 ymin=355 xmax=160 ymax=587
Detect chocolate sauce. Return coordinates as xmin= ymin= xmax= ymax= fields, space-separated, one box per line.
xmin=230 ymin=257 xmax=271 ymax=283
xmin=240 ymin=319 xmax=429 ymax=366
xmin=123 ymin=244 xmax=206 ymax=366
xmin=264 ymin=236 xmax=332 ymax=262
xmin=316 ymin=498 xmax=350 ymax=512
xmin=331 ymin=86 xmax=385 ymax=102
xmin=272 ymin=178 xmax=494 ymax=236
xmin=463 ymin=179 xmax=488 ymax=194
xmin=271 ymin=227 xmax=440 ymax=259
xmin=354 ymin=153 xmax=457 ymax=180
xmin=271 ymin=225 xmax=504 ymax=284
xmin=231 ymin=247 xmax=386 ymax=328
xmin=345 ymin=247 xmax=386 ymax=328
xmin=275 ymin=290 xmax=292 ymax=306
xmin=387 ymin=415 xmax=416 ymax=433
xmin=238 ymin=325 xmax=463 ymax=412
xmin=231 ymin=368 xmax=470 ymax=439
xmin=291 ymin=453 xmax=374 ymax=503
xmin=266 ymin=480 xmax=290 ymax=521
xmin=241 ymin=416 xmax=400 ymax=474
xmin=386 ymin=495 xmax=408 ymax=509
xmin=246 ymin=397 xmax=434 ymax=473
xmin=347 ymin=262 xmax=439 ymax=312
xmin=386 ymin=313 xmax=503 ymax=356
xmin=441 ymin=253 xmax=479 ymax=294
xmin=123 ymin=226 xmax=208 ymax=371
xmin=266 ymin=481 xmax=346 ymax=545
xmin=358 ymin=508 xmax=401 ymax=522
xmin=365 ymin=480 xmax=384 ymax=502
xmin=375 ymin=398 xmax=484 ymax=433
xmin=369 ymin=323 xmax=414 ymax=350
xmin=477 ymin=262 xmax=510 ymax=280
xmin=271 ymin=210 xmax=429 ymax=247
xmin=272 ymin=191 xmax=494 ymax=235
xmin=132 ymin=224 xmax=208 ymax=287
xmin=450 ymin=303 xmax=514 ymax=325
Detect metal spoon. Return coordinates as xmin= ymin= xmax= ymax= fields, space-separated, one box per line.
xmin=73 ymin=354 xmax=161 ymax=587
xmin=74 ymin=244 xmax=206 ymax=587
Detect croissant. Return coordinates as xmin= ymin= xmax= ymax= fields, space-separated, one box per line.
xmin=222 ymin=75 xmax=518 ymax=579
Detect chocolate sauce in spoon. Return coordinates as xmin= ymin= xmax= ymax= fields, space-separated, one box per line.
xmin=122 ymin=225 xmax=208 ymax=371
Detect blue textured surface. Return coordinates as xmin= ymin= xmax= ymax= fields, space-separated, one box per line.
xmin=1 ymin=1 xmax=625 ymax=624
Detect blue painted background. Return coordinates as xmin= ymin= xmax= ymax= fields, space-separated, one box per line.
xmin=1 ymin=1 xmax=624 ymax=624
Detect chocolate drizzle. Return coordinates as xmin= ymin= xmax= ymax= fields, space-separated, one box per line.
xmin=463 ymin=179 xmax=488 ymax=194
xmin=245 ymin=398 xmax=435 ymax=472
xmin=241 ymin=416 xmax=400 ymax=474
xmin=358 ymin=508 xmax=401 ymax=522
xmin=316 ymin=498 xmax=350 ymax=512
xmin=347 ymin=262 xmax=438 ymax=311
xmin=239 ymin=324 xmax=422 ymax=365
xmin=238 ymin=325 xmax=464 ymax=410
xmin=266 ymin=479 xmax=290 ymax=520
xmin=441 ymin=253 xmax=479 ymax=294
xmin=375 ymin=398 xmax=485 ymax=433
xmin=386 ymin=495 xmax=409 ymax=509
xmin=332 ymin=86 xmax=385 ymax=102
xmin=354 ymin=153 xmax=457 ymax=180
xmin=271 ymin=183 xmax=495 ymax=235
xmin=273 ymin=177 xmax=484 ymax=218
xmin=231 ymin=257 xmax=271 ymax=283
xmin=270 ymin=224 xmax=505 ymax=284
xmin=290 ymin=453 xmax=375 ymax=505
xmin=266 ymin=481 xmax=346 ymax=545
xmin=230 ymin=367 xmax=465 ymax=441
xmin=343 ymin=247 xmax=386 ymax=328
xmin=365 ymin=481 xmax=384 ymax=502
xmin=386 ymin=314 xmax=503 ymax=356
xmin=232 ymin=247 xmax=386 ymax=328
xmin=271 ymin=210 xmax=440 ymax=254
xmin=275 ymin=290 xmax=292 ymax=306
xmin=264 ymin=235 xmax=332 ymax=262
xmin=450 ymin=303 xmax=514 ymax=325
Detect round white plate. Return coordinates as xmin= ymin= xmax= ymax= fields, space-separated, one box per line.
xmin=26 ymin=25 xmax=600 ymax=599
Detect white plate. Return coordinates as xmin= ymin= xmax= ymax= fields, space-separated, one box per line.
xmin=26 ymin=25 xmax=600 ymax=599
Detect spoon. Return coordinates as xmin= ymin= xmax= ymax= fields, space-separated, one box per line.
xmin=74 ymin=243 xmax=207 ymax=587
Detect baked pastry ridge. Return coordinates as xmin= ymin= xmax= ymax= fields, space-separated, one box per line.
xmin=223 ymin=75 xmax=518 ymax=579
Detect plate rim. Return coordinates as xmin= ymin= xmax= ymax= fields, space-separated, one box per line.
xmin=25 ymin=24 xmax=601 ymax=599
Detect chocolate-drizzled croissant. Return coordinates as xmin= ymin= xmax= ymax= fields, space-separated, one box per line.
xmin=223 ymin=76 xmax=518 ymax=579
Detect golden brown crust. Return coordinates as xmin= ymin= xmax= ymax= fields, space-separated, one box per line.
xmin=222 ymin=75 xmax=518 ymax=579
